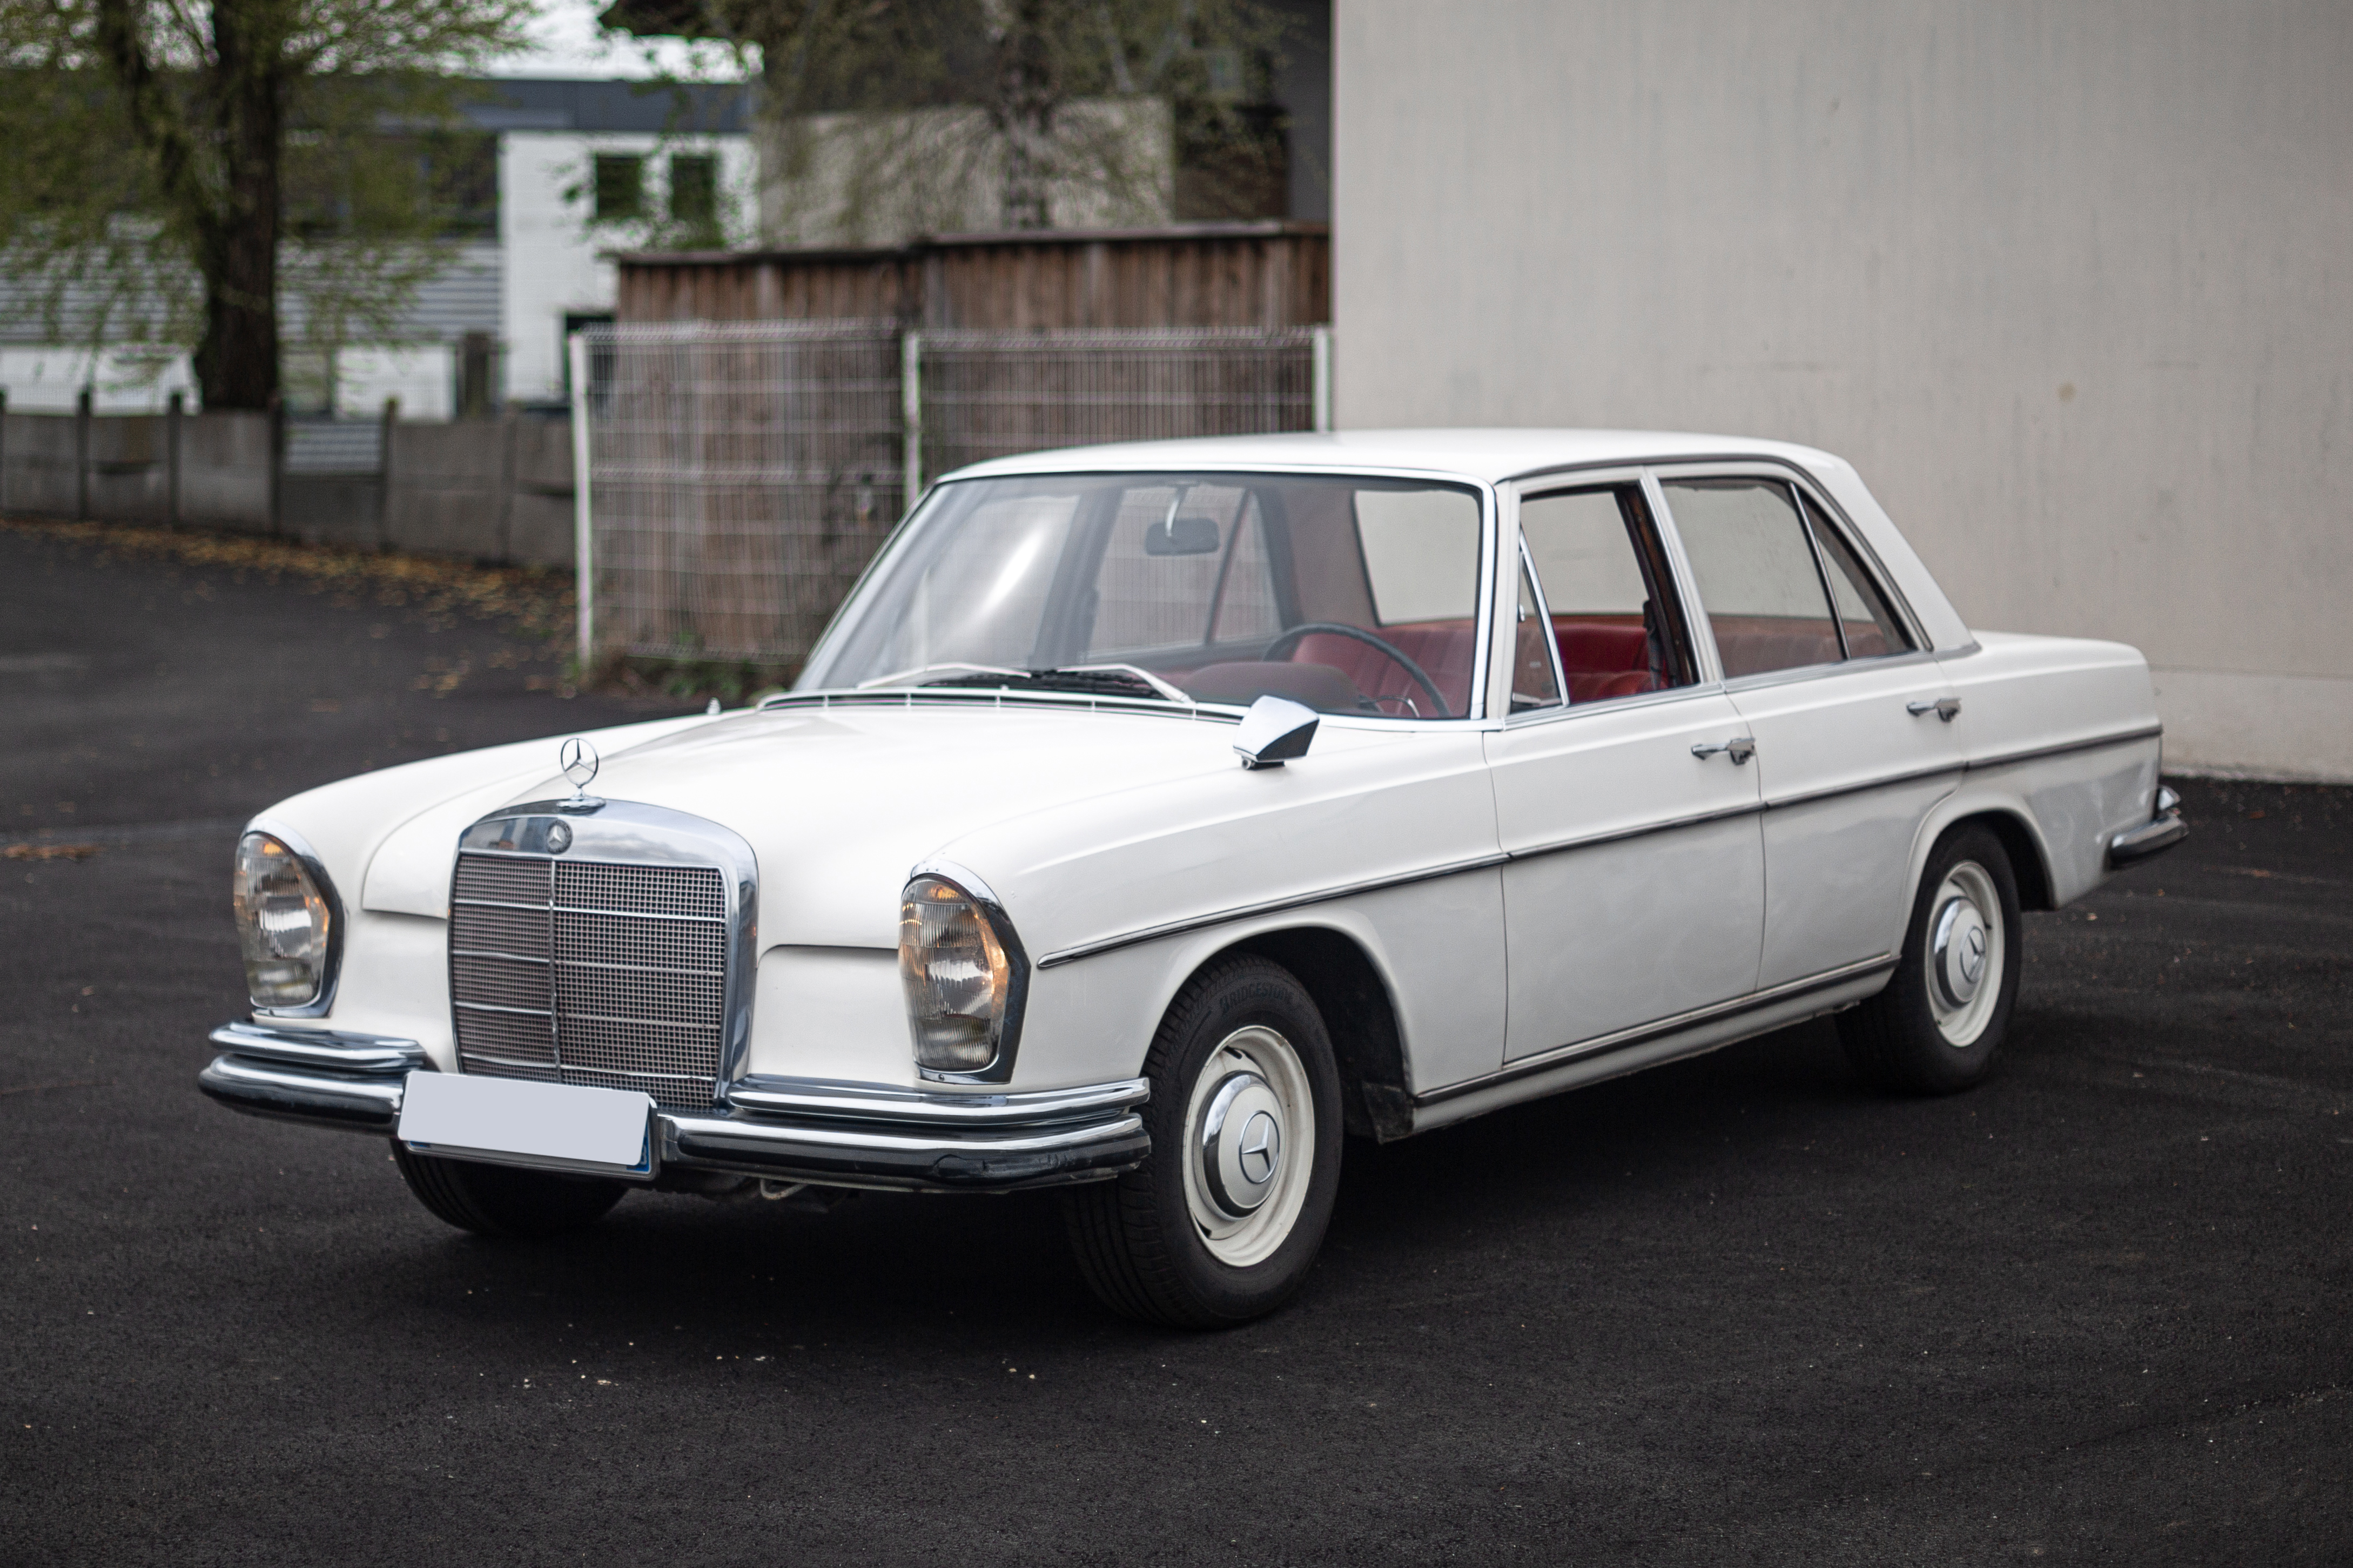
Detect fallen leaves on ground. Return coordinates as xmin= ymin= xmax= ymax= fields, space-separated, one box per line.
xmin=5 ymin=843 xmax=100 ymax=860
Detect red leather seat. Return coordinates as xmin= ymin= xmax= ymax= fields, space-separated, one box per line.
xmin=1552 ymin=615 xmax=1658 ymax=704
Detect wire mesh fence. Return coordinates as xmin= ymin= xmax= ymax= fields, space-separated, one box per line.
xmin=582 ymin=321 xmax=1323 ymax=669
xmin=586 ymin=321 xmax=904 ymax=665
xmin=916 ymin=327 xmax=1320 ymax=479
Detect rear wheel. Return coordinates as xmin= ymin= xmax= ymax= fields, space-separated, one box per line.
xmin=393 ymin=1143 xmax=628 ymax=1238
xmin=1065 ymin=955 xmax=1342 ymax=1328
xmin=1839 ymin=824 xmax=2021 ymax=1094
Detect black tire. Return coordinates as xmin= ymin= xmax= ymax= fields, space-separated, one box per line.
xmin=1064 ymin=955 xmax=1343 ymax=1328
xmin=392 ymin=1142 xmax=628 ymax=1238
xmin=1839 ymin=824 xmax=2022 ymax=1095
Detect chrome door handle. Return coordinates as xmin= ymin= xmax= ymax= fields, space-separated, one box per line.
xmin=1907 ymin=696 xmax=1962 ymax=722
xmin=1691 ymin=736 xmax=1757 ymax=764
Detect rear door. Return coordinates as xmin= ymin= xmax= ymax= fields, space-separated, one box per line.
xmin=1654 ymin=469 xmax=1962 ymax=989
xmin=1485 ymin=480 xmax=1765 ymax=1062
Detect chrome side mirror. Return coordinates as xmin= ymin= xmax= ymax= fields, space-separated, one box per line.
xmin=1233 ymin=695 xmax=1319 ymax=770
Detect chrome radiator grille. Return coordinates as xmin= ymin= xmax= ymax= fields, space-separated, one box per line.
xmin=449 ymin=850 xmax=730 ymax=1109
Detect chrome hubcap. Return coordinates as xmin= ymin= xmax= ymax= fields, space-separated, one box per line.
xmin=1925 ymin=860 xmax=2004 ymax=1048
xmin=1932 ymin=896 xmax=1989 ymax=1007
xmin=1182 ymin=1025 xmax=1314 ymax=1268
xmin=1199 ymin=1072 xmax=1285 ymax=1216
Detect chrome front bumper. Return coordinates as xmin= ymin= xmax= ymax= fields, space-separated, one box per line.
xmin=199 ymin=1020 xmax=1151 ymax=1193
xmin=2109 ymin=785 xmax=2190 ymax=868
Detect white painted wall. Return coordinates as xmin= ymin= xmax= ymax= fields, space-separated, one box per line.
xmin=500 ymin=130 xmax=755 ymax=403
xmin=1334 ymin=0 xmax=2353 ymax=780
xmin=0 ymin=348 xmax=197 ymax=413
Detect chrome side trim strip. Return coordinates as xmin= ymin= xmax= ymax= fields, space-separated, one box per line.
xmin=1966 ymin=725 xmax=2163 ymax=772
xmin=1502 ymin=800 xmax=1764 ymax=863
xmin=1414 ymin=955 xmax=1898 ymax=1108
xmin=1035 ymin=728 xmax=2159 ymax=972
xmin=1763 ymin=761 xmax=1966 ymax=812
xmin=1033 ymin=851 xmax=1511 ymax=969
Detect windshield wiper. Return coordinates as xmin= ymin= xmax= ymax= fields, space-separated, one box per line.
xmin=855 ymin=662 xmax=1025 ymax=690
xmin=909 ymin=664 xmax=1193 ymax=704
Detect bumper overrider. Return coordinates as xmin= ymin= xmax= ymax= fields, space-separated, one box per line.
xmin=199 ymin=1020 xmax=1151 ymax=1193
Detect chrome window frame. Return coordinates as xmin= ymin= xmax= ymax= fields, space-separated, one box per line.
xmin=451 ymin=798 xmax=761 ymax=1102
xmin=1646 ymin=462 xmax=1933 ymax=694
xmin=1500 ymin=468 xmax=1731 ymax=730
xmin=242 ymin=816 xmax=346 ymax=1020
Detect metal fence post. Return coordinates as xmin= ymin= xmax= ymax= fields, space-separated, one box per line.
xmin=1310 ymin=326 xmax=1334 ymax=434
xmin=568 ymin=332 xmax=595 ymax=674
xmin=267 ymin=394 xmax=285 ymax=537
xmin=76 ymin=385 xmax=92 ymax=520
xmin=901 ymin=331 xmax=923 ymax=504
xmin=166 ymin=390 xmax=183 ymax=528
xmin=377 ymin=396 xmax=398 ymax=552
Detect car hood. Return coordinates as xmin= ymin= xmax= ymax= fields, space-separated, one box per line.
xmin=356 ymin=702 xmax=1260 ymax=948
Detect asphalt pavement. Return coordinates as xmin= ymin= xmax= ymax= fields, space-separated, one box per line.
xmin=3 ymin=519 xmax=2348 ymax=1566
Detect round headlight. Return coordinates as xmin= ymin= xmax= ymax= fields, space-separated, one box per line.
xmin=898 ymin=874 xmax=1023 ymax=1075
xmin=233 ymin=832 xmax=335 ymax=1010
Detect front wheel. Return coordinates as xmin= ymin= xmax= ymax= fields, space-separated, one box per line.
xmin=1065 ymin=956 xmax=1342 ymax=1328
xmin=393 ymin=1142 xmax=628 ymax=1238
xmin=1839 ymin=824 xmax=2022 ymax=1094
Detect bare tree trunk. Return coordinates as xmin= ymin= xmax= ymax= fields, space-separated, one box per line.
xmin=194 ymin=0 xmax=283 ymax=410
xmin=987 ymin=0 xmax=1057 ymax=229
xmin=95 ymin=0 xmax=285 ymax=411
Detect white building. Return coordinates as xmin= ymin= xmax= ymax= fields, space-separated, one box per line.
xmin=1332 ymin=1 xmax=2352 ymax=782
xmin=0 ymin=77 xmax=755 ymax=418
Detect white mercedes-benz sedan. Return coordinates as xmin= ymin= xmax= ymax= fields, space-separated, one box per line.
xmin=203 ymin=430 xmax=2186 ymax=1326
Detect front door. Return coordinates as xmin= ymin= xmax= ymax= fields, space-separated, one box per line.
xmin=1486 ymin=482 xmax=1766 ymax=1062
xmin=1656 ymin=473 xmax=1963 ymax=989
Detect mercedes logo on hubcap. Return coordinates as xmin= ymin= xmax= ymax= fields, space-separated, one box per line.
xmin=1236 ymin=1110 xmax=1280 ymax=1185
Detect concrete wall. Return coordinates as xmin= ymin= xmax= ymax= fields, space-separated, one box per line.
xmin=1 ymin=410 xmax=271 ymax=528
xmin=0 ymin=410 xmax=576 ymax=568
xmin=1334 ymin=0 xmax=2353 ymax=780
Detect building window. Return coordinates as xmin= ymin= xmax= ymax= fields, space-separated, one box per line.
xmin=669 ymin=154 xmax=718 ymax=230
xmin=593 ymin=154 xmax=643 ymax=222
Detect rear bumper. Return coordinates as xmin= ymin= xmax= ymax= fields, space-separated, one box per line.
xmin=2109 ymin=785 xmax=2189 ymax=868
xmin=198 ymin=1021 xmax=1149 ymax=1193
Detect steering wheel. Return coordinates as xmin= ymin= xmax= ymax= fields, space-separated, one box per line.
xmin=1260 ymin=622 xmax=1453 ymax=718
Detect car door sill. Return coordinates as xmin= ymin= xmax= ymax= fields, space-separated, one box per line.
xmin=1415 ymin=954 xmax=1898 ymax=1108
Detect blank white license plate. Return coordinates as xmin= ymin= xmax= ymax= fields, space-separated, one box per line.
xmin=399 ymin=1072 xmax=654 ymax=1176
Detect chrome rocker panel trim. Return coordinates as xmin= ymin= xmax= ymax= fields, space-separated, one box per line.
xmin=197 ymin=1026 xmax=1149 ymax=1193
xmin=2108 ymin=786 xmax=2188 ymax=868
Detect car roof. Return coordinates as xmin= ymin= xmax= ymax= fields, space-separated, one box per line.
xmin=938 ymin=428 xmax=1848 ymax=486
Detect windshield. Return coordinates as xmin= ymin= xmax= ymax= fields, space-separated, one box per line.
xmin=801 ymin=472 xmax=1490 ymax=718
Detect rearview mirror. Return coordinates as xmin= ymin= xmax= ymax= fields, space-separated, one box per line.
xmin=1144 ymin=513 xmax=1221 ymax=556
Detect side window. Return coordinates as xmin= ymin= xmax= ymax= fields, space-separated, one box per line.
xmin=1663 ymin=479 xmax=1842 ymax=679
xmin=1800 ymin=494 xmax=1911 ymax=659
xmin=1520 ymin=486 xmax=1693 ymax=705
